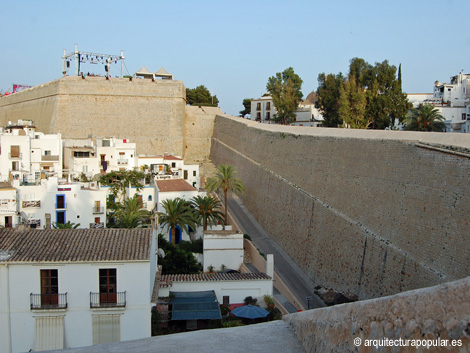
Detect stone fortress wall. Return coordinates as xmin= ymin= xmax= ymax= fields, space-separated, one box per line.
xmin=1 ymin=78 xmax=469 ymax=300
xmin=0 ymin=76 xmax=189 ymax=157
xmin=211 ymin=115 xmax=470 ymax=299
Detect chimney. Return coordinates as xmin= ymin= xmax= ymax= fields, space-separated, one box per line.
xmin=266 ymin=254 xmax=274 ymax=278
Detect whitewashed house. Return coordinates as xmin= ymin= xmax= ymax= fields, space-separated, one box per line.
xmin=0 ymin=120 xmax=62 ymax=184
xmin=0 ymin=183 xmax=17 ymax=228
xmin=251 ymin=96 xmax=275 ymax=123
xmin=16 ymin=176 xmax=107 ymax=229
xmin=0 ymin=228 xmax=157 ymax=353
xmin=96 ymin=137 xmax=137 ymax=173
xmin=63 ymin=139 xmax=100 ymax=182
xmin=202 ymin=230 xmax=244 ymax=272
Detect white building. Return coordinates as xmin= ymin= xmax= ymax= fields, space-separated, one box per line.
xmin=0 ymin=228 xmax=157 ymax=353
xmin=407 ymin=72 xmax=470 ymax=133
xmin=96 ymin=137 xmax=137 ymax=173
xmin=203 ymin=230 xmax=244 ymax=273
xmin=16 ymin=176 xmax=107 ymax=229
xmin=250 ymin=93 xmax=324 ymax=126
xmin=63 ymin=139 xmax=100 ymax=181
xmin=0 ymin=183 xmax=17 ymax=228
xmin=0 ymin=120 xmax=62 ymax=184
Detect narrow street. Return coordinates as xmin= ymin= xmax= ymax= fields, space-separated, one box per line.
xmin=227 ymin=195 xmax=325 ymax=310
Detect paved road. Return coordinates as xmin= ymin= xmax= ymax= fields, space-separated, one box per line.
xmin=227 ymin=195 xmax=325 ymax=310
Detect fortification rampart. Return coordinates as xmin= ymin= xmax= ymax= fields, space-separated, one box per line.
xmin=211 ymin=115 xmax=470 ymax=299
xmin=0 ymin=76 xmax=187 ymax=156
xmin=284 ymin=276 xmax=470 ymax=352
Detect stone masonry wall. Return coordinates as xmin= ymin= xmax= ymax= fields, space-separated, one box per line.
xmin=0 ymin=76 xmax=186 ymax=156
xmin=211 ymin=115 xmax=470 ymax=299
xmin=284 ymin=276 xmax=470 ymax=353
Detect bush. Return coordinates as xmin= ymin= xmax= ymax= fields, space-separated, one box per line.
xmin=178 ymin=239 xmax=203 ymax=253
xmin=243 ymin=233 xmax=252 ymax=241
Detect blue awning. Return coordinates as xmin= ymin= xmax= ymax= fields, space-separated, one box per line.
xmin=170 ymin=290 xmax=222 ymax=321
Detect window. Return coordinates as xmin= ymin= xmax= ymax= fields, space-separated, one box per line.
xmin=56 ymin=211 xmax=65 ymax=225
xmin=92 ymin=314 xmax=120 ymax=345
xmin=462 ymin=113 xmax=466 ymax=121
xmin=40 ymin=269 xmax=59 ymax=306
xmin=257 ymin=102 xmax=261 ymax=111
xmin=73 ymin=151 xmax=90 ymax=158
xmin=12 ymin=161 xmax=19 ymax=171
xmin=56 ymin=195 xmax=65 ymax=209
xmin=148 ymin=195 xmax=152 ymax=201
xmin=193 ymin=170 xmax=196 ymax=177
xmin=266 ymin=112 xmax=271 ymax=120
xmin=10 ymin=145 xmax=20 ymax=158
xmin=44 ymin=150 xmax=51 ymax=156
xmin=184 ymin=170 xmax=188 ymax=180
xmin=99 ymin=269 xmax=117 ymax=304
xmin=102 ymin=140 xmax=110 ymax=147
xmin=171 ymin=162 xmax=176 ymax=168
xmin=266 ymin=102 xmax=271 ymax=110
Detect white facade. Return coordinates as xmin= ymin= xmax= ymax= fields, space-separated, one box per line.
xmin=96 ymin=137 xmax=137 ymax=173
xmin=203 ymin=231 xmax=244 ymax=272
xmin=16 ymin=176 xmax=107 ymax=229
xmin=63 ymin=139 xmax=100 ymax=181
xmin=251 ymin=96 xmax=275 ymax=123
xmin=0 ymin=228 xmax=157 ymax=353
xmin=0 ymin=186 xmax=17 ymax=228
xmin=0 ymin=120 xmax=62 ymax=184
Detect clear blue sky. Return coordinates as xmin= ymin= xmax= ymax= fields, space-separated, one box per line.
xmin=2 ymin=0 xmax=470 ymax=116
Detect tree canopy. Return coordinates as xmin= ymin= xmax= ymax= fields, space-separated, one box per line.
xmin=190 ymin=195 xmax=225 ymax=231
xmin=239 ymin=98 xmax=252 ymax=117
xmin=98 ymin=169 xmax=147 ymax=200
xmin=113 ymin=195 xmax=152 ymax=228
xmin=316 ymin=58 xmax=410 ymax=129
xmin=158 ymin=198 xmax=198 ymax=244
xmin=206 ymin=164 xmax=246 ymax=224
xmin=404 ymin=104 xmax=446 ymax=132
xmin=266 ymin=67 xmax=303 ymax=125
xmin=186 ymin=85 xmax=219 ymax=107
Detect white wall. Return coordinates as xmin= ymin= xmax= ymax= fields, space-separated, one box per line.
xmin=1 ymin=260 xmax=152 ymax=353
xmin=203 ymin=232 xmax=244 ymax=272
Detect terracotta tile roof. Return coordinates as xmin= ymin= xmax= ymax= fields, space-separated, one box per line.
xmin=160 ymin=272 xmax=271 ymax=287
xmin=163 ymin=156 xmax=182 ymax=161
xmin=0 ymin=228 xmax=152 ymax=263
xmin=157 ymin=179 xmax=197 ymax=192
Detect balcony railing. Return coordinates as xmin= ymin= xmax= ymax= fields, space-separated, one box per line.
xmin=90 ymin=291 xmax=126 ymax=308
xmin=93 ymin=206 xmax=104 ymax=214
xmin=90 ymin=222 xmax=104 ymax=229
xmin=41 ymin=155 xmax=59 ymax=161
xmin=30 ymin=293 xmax=68 ymax=310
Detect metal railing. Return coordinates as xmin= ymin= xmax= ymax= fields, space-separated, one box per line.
xmin=90 ymin=291 xmax=126 ymax=308
xmin=30 ymin=293 xmax=68 ymax=310
xmin=92 ymin=206 xmax=104 ymax=214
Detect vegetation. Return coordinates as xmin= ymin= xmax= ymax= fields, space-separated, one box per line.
xmin=113 ymin=195 xmax=152 ymax=228
xmin=158 ymin=198 xmax=198 ymax=244
xmin=239 ymin=98 xmax=252 ymax=117
xmin=53 ymin=221 xmax=80 ymax=229
xmin=316 ymin=58 xmax=410 ymax=129
xmin=266 ymin=67 xmax=303 ymax=125
xmin=206 ymin=164 xmax=246 ymax=224
xmin=404 ymin=104 xmax=446 ymax=132
xmin=186 ymin=85 xmax=219 ymax=107
xmin=190 ymin=195 xmax=225 ymax=231
xmin=98 ymin=169 xmax=147 ymax=200
xmin=158 ymin=235 xmax=202 ymax=274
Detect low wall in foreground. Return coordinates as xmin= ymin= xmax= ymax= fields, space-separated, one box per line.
xmin=284 ymin=276 xmax=470 ymax=353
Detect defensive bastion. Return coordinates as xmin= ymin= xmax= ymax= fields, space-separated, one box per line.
xmin=211 ymin=116 xmax=470 ymax=299
xmin=0 ymin=77 xmax=468 ymax=300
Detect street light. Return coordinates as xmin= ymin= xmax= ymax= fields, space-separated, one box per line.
xmin=306 ymin=296 xmax=313 ymax=310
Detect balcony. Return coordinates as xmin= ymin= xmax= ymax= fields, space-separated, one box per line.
xmin=117 ymin=159 xmax=128 ymax=165
xmin=30 ymin=293 xmax=68 ymax=310
xmin=93 ymin=206 xmax=104 ymax=214
xmin=90 ymin=291 xmax=126 ymax=308
xmin=90 ymin=222 xmax=104 ymax=229
xmin=8 ymin=152 xmax=22 ymax=159
xmin=42 ymin=155 xmax=59 ymax=161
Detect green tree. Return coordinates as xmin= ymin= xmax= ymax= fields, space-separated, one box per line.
xmin=53 ymin=221 xmax=80 ymax=229
xmin=158 ymin=235 xmax=201 ymax=274
xmin=239 ymin=98 xmax=252 ymax=117
xmin=98 ymin=169 xmax=147 ymax=201
xmin=158 ymin=198 xmax=198 ymax=244
xmin=113 ymin=195 xmax=152 ymax=228
xmin=266 ymin=67 xmax=303 ymax=125
xmin=404 ymin=104 xmax=446 ymax=132
xmin=339 ymin=77 xmax=368 ymax=128
xmin=190 ymin=195 xmax=225 ymax=231
xmin=205 ymin=164 xmax=246 ymax=224
xmin=186 ymin=85 xmax=219 ymax=107
xmin=316 ymin=72 xmax=344 ymax=127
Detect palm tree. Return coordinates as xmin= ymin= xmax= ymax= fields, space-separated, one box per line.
xmin=190 ymin=195 xmax=225 ymax=231
xmin=158 ymin=198 xmax=198 ymax=244
xmin=114 ymin=195 xmax=151 ymax=228
xmin=53 ymin=221 xmax=80 ymax=229
xmin=205 ymin=164 xmax=246 ymax=224
xmin=404 ymin=104 xmax=446 ymax=132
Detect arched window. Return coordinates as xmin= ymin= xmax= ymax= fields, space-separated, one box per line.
xmin=148 ymin=195 xmax=152 ymax=201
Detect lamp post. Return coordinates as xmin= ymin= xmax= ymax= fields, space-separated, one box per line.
xmin=306 ymin=296 xmax=313 ymax=310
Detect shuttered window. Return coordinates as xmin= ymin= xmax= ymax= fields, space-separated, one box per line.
xmin=34 ymin=316 xmax=64 ymax=351
xmin=92 ymin=314 xmax=120 ymax=344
